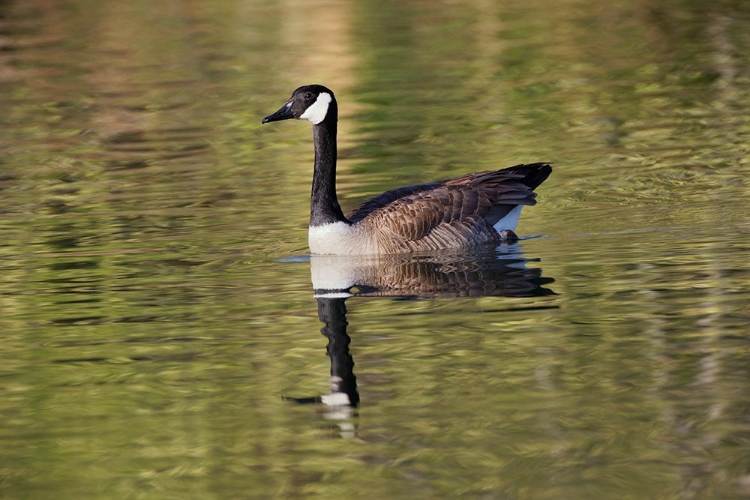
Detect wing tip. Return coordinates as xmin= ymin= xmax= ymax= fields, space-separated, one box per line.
xmin=505 ymin=162 xmax=552 ymax=190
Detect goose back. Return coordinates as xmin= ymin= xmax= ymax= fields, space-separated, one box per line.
xmin=346 ymin=163 xmax=552 ymax=253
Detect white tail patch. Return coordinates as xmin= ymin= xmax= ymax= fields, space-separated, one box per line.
xmin=493 ymin=205 xmax=523 ymax=232
xmin=300 ymin=92 xmax=332 ymax=124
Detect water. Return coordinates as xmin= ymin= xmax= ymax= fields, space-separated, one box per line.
xmin=2 ymin=0 xmax=750 ymax=498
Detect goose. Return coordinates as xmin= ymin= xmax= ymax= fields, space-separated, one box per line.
xmin=262 ymin=85 xmax=551 ymax=255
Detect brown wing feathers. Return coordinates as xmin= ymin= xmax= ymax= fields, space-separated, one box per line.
xmin=348 ymin=163 xmax=550 ymax=246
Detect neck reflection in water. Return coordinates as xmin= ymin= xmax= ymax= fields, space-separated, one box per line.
xmin=284 ymin=245 xmax=556 ymax=438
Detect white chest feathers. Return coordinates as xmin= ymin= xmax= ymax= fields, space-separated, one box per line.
xmin=308 ymin=222 xmax=374 ymax=255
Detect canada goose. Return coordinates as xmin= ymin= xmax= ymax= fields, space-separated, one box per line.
xmin=262 ymin=85 xmax=551 ymax=255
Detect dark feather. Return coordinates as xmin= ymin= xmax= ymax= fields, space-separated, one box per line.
xmin=347 ymin=163 xmax=551 ymax=250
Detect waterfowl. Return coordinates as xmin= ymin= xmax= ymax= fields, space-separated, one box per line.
xmin=262 ymin=85 xmax=551 ymax=255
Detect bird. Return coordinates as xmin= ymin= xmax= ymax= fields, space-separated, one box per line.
xmin=262 ymin=84 xmax=551 ymax=255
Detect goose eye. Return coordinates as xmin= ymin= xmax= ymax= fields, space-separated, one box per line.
xmin=304 ymin=92 xmax=314 ymax=100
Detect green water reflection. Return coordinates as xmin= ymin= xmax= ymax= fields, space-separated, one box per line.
xmin=1 ymin=0 xmax=749 ymax=498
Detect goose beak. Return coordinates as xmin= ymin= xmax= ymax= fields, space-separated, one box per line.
xmin=262 ymin=101 xmax=294 ymax=124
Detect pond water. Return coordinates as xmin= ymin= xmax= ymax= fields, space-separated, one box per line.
xmin=1 ymin=0 xmax=750 ymax=498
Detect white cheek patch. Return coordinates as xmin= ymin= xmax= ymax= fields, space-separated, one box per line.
xmin=300 ymin=92 xmax=332 ymax=124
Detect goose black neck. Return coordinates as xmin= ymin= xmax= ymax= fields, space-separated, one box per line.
xmin=310 ymin=116 xmax=347 ymax=227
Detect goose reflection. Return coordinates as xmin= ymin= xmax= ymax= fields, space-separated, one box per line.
xmin=311 ymin=245 xmax=555 ymax=299
xmin=285 ymin=245 xmax=555 ymax=435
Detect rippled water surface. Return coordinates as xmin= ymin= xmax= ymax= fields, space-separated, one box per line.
xmin=2 ymin=0 xmax=750 ymax=498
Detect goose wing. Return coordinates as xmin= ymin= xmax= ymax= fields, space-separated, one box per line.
xmin=347 ymin=163 xmax=551 ymax=244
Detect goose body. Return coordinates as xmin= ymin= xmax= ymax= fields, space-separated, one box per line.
xmin=262 ymin=85 xmax=551 ymax=255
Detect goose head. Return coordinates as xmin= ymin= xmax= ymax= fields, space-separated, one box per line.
xmin=262 ymin=85 xmax=337 ymax=125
